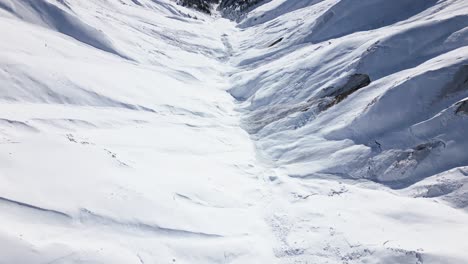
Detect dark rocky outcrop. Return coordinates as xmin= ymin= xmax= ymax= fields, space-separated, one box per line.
xmin=456 ymin=99 xmax=468 ymax=115
xmin=268 ymin=37 xmax=283 ymax=47
xmin=177 ymin=0 xmax=219 ymax=14
xmin=322 ymin=74 xmax=371 ymax=108
xmin=177 ymin=0 xmax=266 ymax=17
xmin=244 ymin=74 xmax=371 ymax=134
xmin=219 ymin=0 xmax=263 ymax=11
xmin=219 ymin=0 xmax=266 ymax=20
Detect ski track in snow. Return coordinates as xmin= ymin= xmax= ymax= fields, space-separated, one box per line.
xmin=0 ymin=0 xmax=467 ymax=263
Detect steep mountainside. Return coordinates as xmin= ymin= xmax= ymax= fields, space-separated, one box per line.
xmin=229 ymin=0 xmax=468 ymax=195
xmin=0 ymin=0 xmax=467 ymax=263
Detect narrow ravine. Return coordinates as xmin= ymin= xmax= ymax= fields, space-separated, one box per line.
xmin=0 ymin=0 xmax=467 ymax=263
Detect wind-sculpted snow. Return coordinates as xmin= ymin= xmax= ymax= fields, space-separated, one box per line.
xmin=302 ymin=0 xmax=439 ymax=44
xmin=0 ymin=0 xmax=468 ymax=263
xmin=226 ymin=0 xmax=468 ymax=262
xmin=0 ymin=0 xmax=129 ymax=59
xmin=229 ymin=0 xmax=468 ymax=188
xmin=0 ymin=0 xmax=274 ymax=263
xmin=240 ymin=0 xmax=324 ymax=27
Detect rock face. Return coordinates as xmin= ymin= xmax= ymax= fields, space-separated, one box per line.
xmin=219 ymin=0 xmax=263 ymax=11
xmin=177 ymin=0 xmax=219 ymax=14
xmin=241 ymin=74 xmax=371 ymax=134
xmin=268 ymin=37 xmax=283 ymax=47
xmin=219 ymin=0 xmax=265 ymax=19
xmin=456 ymin=99 xmax=468 ymax=115
xmin=323 ymin=73 xmax=371 ymax=108
xmin=177 ymin=0 xmax=264 ymax=17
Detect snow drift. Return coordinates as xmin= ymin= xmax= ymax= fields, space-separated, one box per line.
xmin=0 ymin=0 xmax=467 ymax=263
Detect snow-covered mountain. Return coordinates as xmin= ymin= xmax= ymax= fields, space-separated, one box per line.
xmin=0 ymin=0 xmax=467 ymax=263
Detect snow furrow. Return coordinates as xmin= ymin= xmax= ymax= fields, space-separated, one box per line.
xmin=0 ymin=0 xmax=467 ymax=263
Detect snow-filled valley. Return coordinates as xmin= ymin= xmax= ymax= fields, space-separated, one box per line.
xmin=0 ymin=0 xmax=467 ymax=263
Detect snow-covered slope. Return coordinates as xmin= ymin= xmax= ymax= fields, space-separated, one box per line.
xmin=0 ymin=0 xmax=277 ymax=263
xmin=225 ymin=1 xmax=468 ymax=262
xmin=0 ymin=0 xmax=467 ymax=263
xmin=230 ymin=0 xmax=468 ymax=188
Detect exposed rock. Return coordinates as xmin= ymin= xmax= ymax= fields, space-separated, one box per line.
xmin=245 ymin=74 xmax=371 ymax=134
xmin=177 ymin=0 xmax=219 ymax=14
xmin=423 ymin=183 xmax=463 ymax=198
xmin=456 ymin=99 xmax=468 ymax=115
xmin=177 ymin=0 xmax=264 ymax=15
xmin=268 ymin=37 xmax=283 ymax=47
xmin=324 ymin=73 xmax=371 ymax=108
xmin=366 ymin=140 xmax=446 ymax=188
xmin=219 ymin=0 xmax=265 ymax=20
xmin=412 ymin=140 xmax=445 ymax=161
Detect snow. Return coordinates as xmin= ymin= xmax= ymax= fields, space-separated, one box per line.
xmin=0 ymin=0 xmax=467 ymax=263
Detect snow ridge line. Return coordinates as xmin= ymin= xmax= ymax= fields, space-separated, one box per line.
xmin=0 ymin=196 xmax=71 ymax=218
xmin=0 ymin=196 xmax=222 ymax=238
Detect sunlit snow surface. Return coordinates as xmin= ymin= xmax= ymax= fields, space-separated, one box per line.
xmin=0 ymin=0 xmax=467 ymax=263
